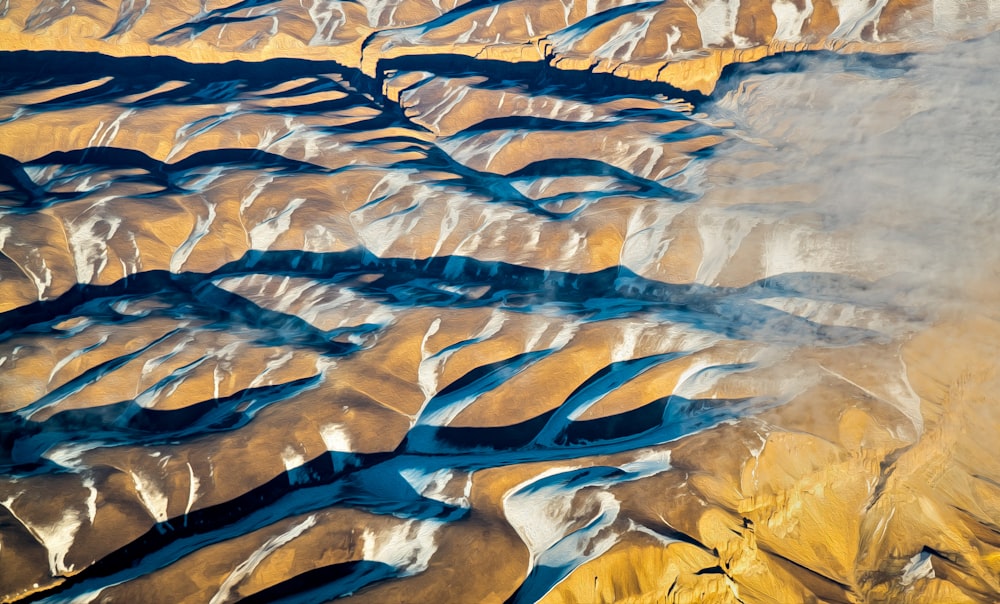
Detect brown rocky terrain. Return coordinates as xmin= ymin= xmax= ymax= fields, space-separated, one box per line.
xmin=1 ymin=1 xmax=999 ymax=602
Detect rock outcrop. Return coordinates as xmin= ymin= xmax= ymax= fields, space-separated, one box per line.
xmin=1 ymin=1 xmax=999 ymax=603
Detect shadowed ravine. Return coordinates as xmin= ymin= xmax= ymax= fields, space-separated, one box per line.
xmin=2 ymin=2 xmax=1000 ymax=603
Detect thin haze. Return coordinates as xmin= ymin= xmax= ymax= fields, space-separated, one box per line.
xmin=706 ymin=31 xmax=1000 ymax=318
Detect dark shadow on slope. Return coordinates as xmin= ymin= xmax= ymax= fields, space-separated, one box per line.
xmin=258 ymin=94 xmax=372 ymax=116
xmin=238 ymin=560 xmax=398 ymax=604
xmin=402 ymin=349 xmax=555 ymax=453
xmin=18 ymin=446 xmax=466 ymax=603
xmin=191 ymin=280 xmax=372 ymax=352
xmin=459 ymin=115 xmax=633 ymax=134
xmin=711 ymin=48 xmax=915 ymax=100
xmin=376 ymin=54 xmax=709 ymax=105
xmin=30 ymin=146 xmax=329 ymax=175
xmin=404 ymin=390 xmax=750 ymax=455
xmin=383 ymin=143 xmax=581 ymax=220
xmin=153 ymin=0 xmax=283 ymax=44
xmin=413 ymin=409 xmax=558 ymax=452
xmin=0 ymin=147 xmax=332 ymax=210
xmin=0 ymin=266 xmax=376 ymax=351
xmin=0 ymin=374 xmax=325 ymax=473
xmin=533 ymin=352 xmax=695 ymax=447
xmin=510 ymin=157 xmax=696 ymax=201
xmin=438 ymin=351 xmax=549 ymax=398
xmin=14 ymin=452 xmax=361 ymax=601
xmin=756 ymin=545 xmax=855 ymax=603
xmin=460 ymin=114 xmax=712 ymax=140
xmin=0 ymin=153 xmax=46 ymax=205
xmin=0 ymin=51 xmax=370 ymax=110
xmin=0 ymin=249 xmax=889 ymax=347
xmin=545 ymin=1 xmax=663 ymax=40
xmin=562 ymin=395 xmax=757 ymax=445
xmin=361 ymin=0 xmax=517 ymax=39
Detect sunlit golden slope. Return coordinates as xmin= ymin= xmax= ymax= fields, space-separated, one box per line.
xmin=2 ymin=0 xmax=998 ymax=91
xmin=1 ymin=1 xmax=999 ymax=603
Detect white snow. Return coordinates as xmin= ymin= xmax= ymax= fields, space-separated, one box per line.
xmin=209 ymin=515 xmax=317 ymax=604
xmin=129 ymin=470 xmax=170 ymax=524
xmin=619 ymin=448 xmax=672 ymax=475
xmin=140 ymin=334 xmax=195 ymax=379
xmin=547 ymin=321 xmax=579 ymax=350
xmin=831 ymin=0 xmax=889 ymax=41
xmin=361 ymin=519 xmax=442 ymax=575
xmin=166 ymin=104 xmax=242 ymax=163
xmin=85 ymin=109 xmax=134 ymax=149
xmin=184 ymin=462 xmax=200 ymax=523
xmin=611 ymin=320 xmax=647 ymax=363
xmin=1 ymin=494 xmax=83 ymax=576
xmin=43 ymin=441 xmax=104 ymax=471
xmin=0 ymin=224 xmax=12 ymax=250
xmin=319 ymin=423 xmax=352 ymax=453
xmin=248 ymin=351 xmax=296 ymax=389
xmin=23 ymin=252 xmax=52 ymax=300
xmin=772 ymin=0 xmax=813 ymax=42
xmin=170 ymin=199 xmax=217 ymax=273
xmin=282 ymin=446 xmax=306 ymax=472
xmin=455 ymin=20 xmax=478 ymax=44
xmin=503 ymin=449 xmax=673 ymax=580
xmin=592 ymin=9 xmax=657 ymax=63
xmin=308 ymin=0 xmax=346 ymax=44
xmin=417 ymin=317 xmax=446 ymax=403
xmin=399 ymin=468 xmax=471 ymax=508
xmin=239 ymin=174 xmax=275 ymax=215
xmin=249 ymin=197 xmax=307 ymax=251
xmin=430 ymin=193 xmax=464 ymax=258
xmin=694 ymin=208 xmax=760 ymax=286
xmin=684 ymin=0 xmax=751 ymax=48
xmin=619 ymin=204 xmax=683 ymax=274
xmin=900 ymin=550 xmax=935 ymax=586
xmin=83 ymin=477 xmax=98 ymax=525
xmin=67 ymin=200 xmax=121 ymax=284
xmin=48 ymin=335 xmax=109 ymax=385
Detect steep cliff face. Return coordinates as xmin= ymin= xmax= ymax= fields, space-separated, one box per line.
xmin=1 ymin=1 xmax=999 ymax=603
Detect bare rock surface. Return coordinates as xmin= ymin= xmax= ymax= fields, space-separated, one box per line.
xmin=1 ymin=2 xmax=999 ymax=603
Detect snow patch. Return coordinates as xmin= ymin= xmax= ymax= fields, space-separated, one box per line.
xmin=129 ymin=470 xmax=169 ymax=524
xmin=170 ymin=199 xmax=217 ymax=273
xmin=1 ymin=494 xmax=83 ymax=576
xmin=210 ymin=515 xmax=317 ymax=604
xmin=901 ymin=550 xmax=935 ymax=586
xmin=772 ymin=0 xmax=813 ymax=42
xmin=361 ymin=520 xmax=442 ymax=575
xmin=67 ymin=201 xmax=122 ymax=284
xmin=249 ymin=197 xmax=306 ymax=250
xmin=399 ymin=468 xmax=471 ymax=508
xmin=320 ymin=423 xmax=352 ymax=453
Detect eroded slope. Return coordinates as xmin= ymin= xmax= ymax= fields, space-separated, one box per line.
xmin=0 ymin=4 xmax=999 ymax=604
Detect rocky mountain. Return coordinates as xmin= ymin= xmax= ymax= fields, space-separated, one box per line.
xmin=1 ymin=1 xmax=999 ymax=602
